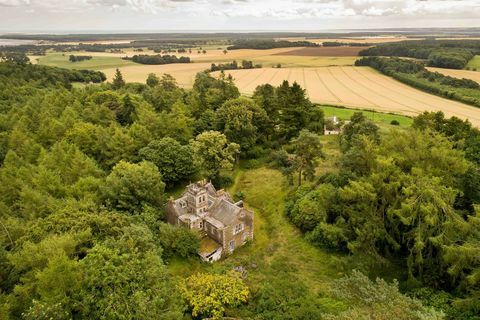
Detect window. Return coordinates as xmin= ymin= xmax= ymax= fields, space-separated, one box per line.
xmin=234 ymin=223 xmax=244 ymax=235
xmin=199 ymin=221 xmax=203 ymax=229
xmin=180 ymin=201 xmax=186 ymax=208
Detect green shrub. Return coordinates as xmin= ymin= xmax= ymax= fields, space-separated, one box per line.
xmin=157 ymin=223 xmax=200 ymax=259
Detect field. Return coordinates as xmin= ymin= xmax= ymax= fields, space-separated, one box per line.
xmin=427 ymin=66 xmax=480 ymax=83
xmin=466 ymin=55 xmax=480 ymax=69
xmin=31 ymin=48 xmax=359 ymax=83
xmin=278 ymin=36 xmax=422 ymax=45
xmin=28 ymin=47 xmax=480 ymax=127
xmin=102 ymin=62 xmax=211 ymax=87
xmin=274 ymin=46 xmax=368 ymax=56
xmin=214 ymin=66 xmax=480 ymax=126
xmin=30 ymin=52 xmax=135 ymax=70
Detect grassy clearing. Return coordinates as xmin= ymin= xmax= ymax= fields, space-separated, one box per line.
xmin=34 ymin=52 xmax=135 ymax=70
xmin=167 ymin=167 xmax=352 ymax=309
xmin=321 ymin=105 xmax=414 ymax=127
xmin=466 ymin=55 xmax=480 ymax=70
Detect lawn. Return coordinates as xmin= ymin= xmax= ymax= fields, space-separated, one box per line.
xmin=34 ymin=52 xmax=136 ymax=70
xmin=321 ymin=105 xmax=414 ymax=127
xmin=466 ymin=55 xmax=480 ymax=70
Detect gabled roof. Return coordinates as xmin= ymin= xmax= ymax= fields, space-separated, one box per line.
xmin=204 ymin=216 xmax=225 ymax=229
xmin=209 ymin=199 xmax=242 ymax=226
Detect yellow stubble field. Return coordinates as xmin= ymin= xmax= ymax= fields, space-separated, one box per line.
xmin=103 ymin=63 xmax=211 ymax=87
xmin=214 ymin=66 xmax=480 ymax=126
xmin=427 ymin=67 xmax=480 ymax=83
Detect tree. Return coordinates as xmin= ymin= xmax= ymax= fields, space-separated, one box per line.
xmin=79 ymin=237 xmax=184 ymax=319
xmin=103 ymin=161 xmax=165 ymax=213
xmin=215 ymin=98 xmax=260 ymax=153
xmin=179 ymin=271 xmax=249 ymax=320
xmin=325 ymin=270 xmax=444 ymax=320
xmin=112 ymin=68 xmax=125 ymax=90
xmin=252 ymin=84 xmax=279 ymax=140
xmin=139 ymin=138 xmax=196 ymax=185
xmin=159 ymin=100 xmax=195 ymax=143
xmin=146 ymin=73 xmax=160 ymax=87
xmin=118 ymin=94 xmax=136 ymax=125
xmin=341 ymin=112 xmax=380 ymax=151
xmin=190 ymin=131 xmax=239 ymax=182
xmin=157 ymin=222 xmax=200 ymax=259
xmin=291 ymin=130 xmax=323 ymax=185
xmin=277 ymin=81 xmax=312 ymax=140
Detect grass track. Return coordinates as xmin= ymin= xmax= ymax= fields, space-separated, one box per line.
xmin=466 ymin=55 xmax=480 ymax=70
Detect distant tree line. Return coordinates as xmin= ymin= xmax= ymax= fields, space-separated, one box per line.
xmin=322 ymin=41 xmax=372 ymax=47
xmin=69 ymin=55 xmax=92 ymax=62
xmin=123 ymin=54 xmax=191 ymax=65
xmin=210 ymin=60 xmax=261 ymax=72
xmin=227 ymin=39 xmax=319 ymax=50
xmin=356 ymin=56 xmax=480 ymax=107
xmin=359 ymin=40 xmax=480 ymax=69
xmin=0 ymin=58 xmax=106 ymax=87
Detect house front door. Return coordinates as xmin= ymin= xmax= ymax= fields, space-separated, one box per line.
xmin=229 ymin=240 xmax=235 ymax=252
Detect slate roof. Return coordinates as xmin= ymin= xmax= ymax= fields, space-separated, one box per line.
xmin=209 ymin=199 xmax=242 ymax=226
xmin=204 ymin=216 xmax=225 ymax=229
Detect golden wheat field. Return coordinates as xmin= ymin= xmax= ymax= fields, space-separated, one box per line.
xmin=214 ymin=66 xmax=480 ymax=126
xmin=427 ymin=67 xmax=480 ymax=83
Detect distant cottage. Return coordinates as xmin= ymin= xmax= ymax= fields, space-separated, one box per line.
xmin=166 ymin=180 xmax=254 ymax=262
xmin=324 ymin=115 xmax=342 ymax=135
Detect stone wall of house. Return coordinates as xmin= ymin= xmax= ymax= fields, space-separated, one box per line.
xmin=222 ymin=208 xmax=254 ymax=253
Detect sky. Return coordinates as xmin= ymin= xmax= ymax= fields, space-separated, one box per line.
xmin=0 ymin=0 xmax=479 ymax=32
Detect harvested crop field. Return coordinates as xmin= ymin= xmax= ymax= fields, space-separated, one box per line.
xmin=214 ymin=66 xmax=480 ymax=126
xmin=427 ymin=67 xmax=480 ymax=83
xmin=274 ymin=46 xmax=367 ymax=57
xmin=277 ymin=36 xmax=423 ymax=45
xmin=103 ymin=63 xmax=211 ymax=87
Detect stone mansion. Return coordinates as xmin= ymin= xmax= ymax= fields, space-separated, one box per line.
xmin=166 ymin=180 xmax=254 ymax=262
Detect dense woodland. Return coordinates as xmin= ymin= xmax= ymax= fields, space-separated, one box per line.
xmin=359 ymin=40 xmax=480 ymax=69
xmin=123 ymin=54 xmax=191 ymax=65
xmin=356 ymin=56 xmax=480 ymax=107
xmin=284 ymin=111 xmax=480 ymax=319
xmin=0 ymin=55 xmax=479 ymax=319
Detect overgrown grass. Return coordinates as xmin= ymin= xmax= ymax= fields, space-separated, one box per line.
xmin=167 ymin=167 xmax=358 ymax=315
xmin=320 ymin=104 xmax=414 ymax=127
xmin=466 ymin=55 xmax=480 ymax=70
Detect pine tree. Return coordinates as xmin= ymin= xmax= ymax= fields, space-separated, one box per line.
xmin=112 ymin=68 xmax=125 ymax=90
